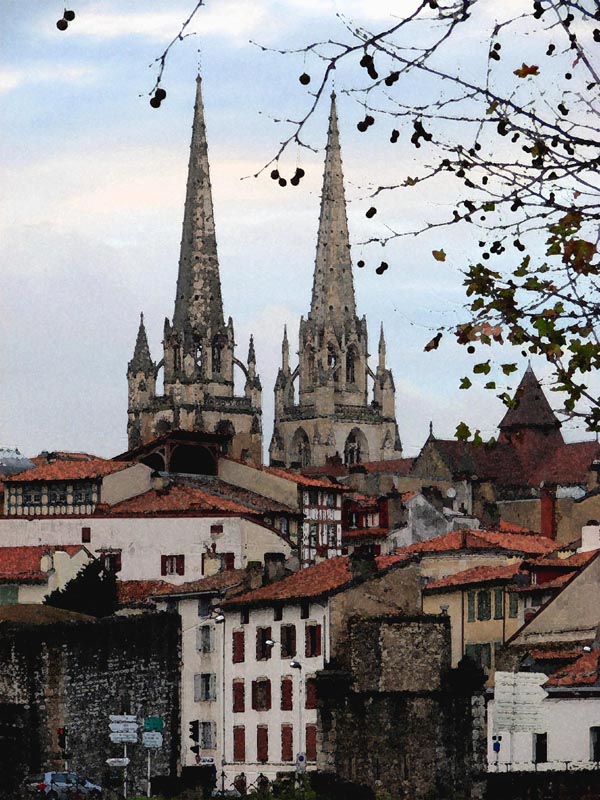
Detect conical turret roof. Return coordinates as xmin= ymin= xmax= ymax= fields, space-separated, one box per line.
xmin=129 ymin=313 xmax=153 ymax=373
xmin=499 ymin=365 xmax=561 ymax=431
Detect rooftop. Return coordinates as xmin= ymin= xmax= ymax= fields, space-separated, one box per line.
xmin=0 ymin=604 xmax=95 ymax=625
xmin=424 ymin=562 xmax=523 ymax=592
xmin=7 ymin=458 xmax=131 ymax=483
xmin=116 ymin=579 xmax=168 ymax=608
xmin=0 ymin=545 xmax=89 ymax=584
xmin=152 ymin=568 xmax=249 ymax=597
xmin=545 ymin=648 xmax=600 ymax=688
xmin=396 ymin=529 xmax=557 ymax=557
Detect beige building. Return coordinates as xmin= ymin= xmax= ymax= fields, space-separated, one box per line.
xmin=0 ymin=544 xmax=92 ymax=605
xmin=269 ymin=95 xmax=401 ymax=470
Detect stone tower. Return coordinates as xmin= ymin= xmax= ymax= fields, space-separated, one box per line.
xmin=269 ymin=94 xmax=401 ymax=468
xmin=127 ymin=75 xmax=262 ymax=463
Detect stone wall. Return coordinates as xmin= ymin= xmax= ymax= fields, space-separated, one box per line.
xmin=317 ymin=615 xmax=487 ymax=800
xmin=0 ymin=611 xmax=180 ymax=797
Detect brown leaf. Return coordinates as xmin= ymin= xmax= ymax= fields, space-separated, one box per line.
xmin=424 ymin=332 xmax=443 ymax=352
xmin=432 ymin=249 xmax=446 ymax=262
xmin=514 ymin=63 xmax=540 ymax=78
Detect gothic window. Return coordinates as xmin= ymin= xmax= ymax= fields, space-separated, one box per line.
xmin=344 ymin=429 xmax=369 ymax=466
xmin=292 ymin=429 xmax=311 ymax=468
xmin=174 ymin=345 xmax=182 ymax=372
xmin=307 ymin=350 xmax=315 ymax=382
xmin=195 ymin=343 xmax=203 ymax=371
xmin=327 ymin=344 xmax=339 ymax=382
xmin=346 ymin=347 xmax=356 ymax=383
xmin=212 ymin=336 xmax=222 ymax=374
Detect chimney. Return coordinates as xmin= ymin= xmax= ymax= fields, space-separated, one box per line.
xmin=349 ymin=546 xmax=378 ymax=581
xmin=263 ymin=552 xmax=287 ymax=585
xmin=540 ymin=485 xmax=557 ymax=540
xmin=581 ymin=520 xmax=600 ymax=553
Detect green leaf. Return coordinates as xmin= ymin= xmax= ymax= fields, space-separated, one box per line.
xmin=459 ymin=377 xmax=472 ymax=389
xmin=473 ymin=361 xmax=491 ymax=375
xmin=501 ymin=363 xmax=518 ymax=375
xmin=484 ymin=381 xmax=496 ymax=389
xmin=455 ymin=422 xmax=471 ymax=441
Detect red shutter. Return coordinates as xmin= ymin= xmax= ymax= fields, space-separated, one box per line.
xmin=281 ymin=725 xmax=293 ymax=761
xmin=256 ymin=629 xmax=263 ymax=661
xmin=233 ymin=726 xmax=245 ymax=762
xmin=306 ymin=724 xmax=317 ymax=762
xmin=114 ymin=552 xmax=122 ymax=572
xmin=289 ymin=625 xmax=297 ymax=658
xmin=265 ymin=679 xmax=272 ymax=711
xmin=314 ymin=624 xmax=322 ymax=657
xmin=224 ymin=552 xmax=235 ymax=570
xmin=305 ymin=624 xmax=310 ymax=658
xmin=305 ymin=678 xmax=316 ymax=710
xmin=81 ymin=526 xmax=91 ymax=543
xmin=281 ymin=677 xmax=293 ymax=711
xmin=232 ymin=630 xmax=245 ymax=664
xmin=265 ymin=627 xmax=272 ymax=661
xmin=176 ymin=554 xmax=185 ymax=575
xmin=251 ymin=680 xmax=258 ymax=711
xmin=160 ymin=555 xmax=167 ymax=576
xmin=233 ymin=681 xmax=245 ymax=713
xmin=256 ymin=725 xmax=268 ymax=762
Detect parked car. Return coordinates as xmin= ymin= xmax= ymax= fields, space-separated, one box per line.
xmin=22 ymin=772 xmax=102 ymax=799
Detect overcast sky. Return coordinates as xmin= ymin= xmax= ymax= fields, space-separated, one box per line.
xmin=1 ymin=0 xmax=595 ymax=460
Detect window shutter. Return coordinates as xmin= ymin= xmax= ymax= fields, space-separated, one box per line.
xmin=115 ymin=552 xmax=122 ymax=573
xmin=306 ymin=724 xmax=317 ymax=762
xmin=224 ymin=552 xmax=235 ymax=570
xmin=265 ymin=679 xmax=272 ymax=711
xmin=305 ymin=625 xmax=310 ymax=658
xmin=314 ymin=624 xmax=322 ymax=657
xmin=81 ymin=526 xmax=91 ymax=543
xmin=251 ymin=680 xmax=258 ymax=711
xmin=233 ymin=726 xmax=245 ymax=762
xmin=265 ymin=627 xmax=272 ymax=661
xmin=210 ymin=673 xmax=217 ymax=700
xmin=289 ymin=625 xmax=297 ymax=658
xmin=281 ymin=725 xmax=293 ymax=762
xmin=233 ymin=630 xmax=245 ymax=663
xmin=305 ymin=677 xmax=317 ymax=709
xmin=233 ymin=681 xmax=245 ymax=713
xmin=193 ymin=674 xmax=202 ymax=702
xmin=161 ymin=555 xmax=167 ymax=576
xmin=256 ymin=628 xmax=263 ymax=661
xmin=281 ymin=677 xmax=293 ymax=711
xmin=494 ymin=588 xmax=503 ymax=619
xmin=467 ymin=591 xmax=475 ymax=622
xmin=209 ymin=626 xmax=216 ymax=652
xmin=196 ymin=628 xmax=202 ymax=652
xmin=176 ymin=554 xmax=185 ymax=575
xmin=256 ymin=725 xmax=268 ymax=762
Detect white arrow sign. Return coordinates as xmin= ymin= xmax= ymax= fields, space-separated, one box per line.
xmin=110 ymin=722 xmax=139 ymax=733
xmin=143 ymin=732 xmax=163 ymax=749
xmin=494 ymin=672 xmax=548 ymax=733
xmin=110 ymin=732 xmax=138 ymax=744
xmin=109 ymin=714 xmax=137 ymax=723
xmin=106 ymin=758 xmax=130 ymax=767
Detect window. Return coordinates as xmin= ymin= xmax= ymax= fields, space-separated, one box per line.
xmin=161 ymin=554 xmax=185 ymax=576
xmin=280 ymin=677 xmax=293 ymax=711
xmin=212 ymin=338 xmax=222 ymax=374
xmin=73 ymin=484 xmax=95 ymax=505
xmin=194 ymin=673 xmax=216 ymax=702
xmin=281 ymin=725 xmax=294 ymax=762
xmin=99 ymin=550 xmax=122 ymax=573
xmin=279 ymin=517 xmax=289 ymax=535
xmin=464 ymin=643 xmax=491 ymax=670
xmin=233 ymin=726 xmax=245 ymax=762
xmin=348 ymin=511 xmax=358 ymax=529
xmin=200 ymin=721 xmax=217 ymax=750
xmin=308 ymin=524 xmax=318 ymax=549
xmin=23 ymin=488 xmax=42 ymax=505
xmin=590 ymin=727 xmax=600 ymax=762
xmin=326 ymin=493 xmax=336 ymax=508
xmin=305 ymin=677 xmax=317 ymax=709
xmin=240 ymin=607 xmax=249 ymax=625
xmin=346 ymin=348 xmax=356 ymax=383
xmin=198 ymin=596 xmax=212 ymax=617
xmin=233 ymin=680 xmax=245 ymax=713
xmin=223 ymin=552 xmax=235 ymax=571
xmin=197 ymin=625 xmax=214 ymax=654
xmin=326 ymin=524 xmax=337 ymax=548
xmin=477 ymin=590 xmax=491 ymax=621
xmin=210 ymin=524 xmax=223 ymax=536
xmin=533 ymin=732 xmax=547 ymax=763
xmin=281 ymin=624 xmax=297 ymax=658
xmin=300 ymin=601 xmax=310 ymax=620
xmin=256 ymin=627 xmax=272 ymax=661
xmin=232 ymin=630 xmax=245 ymax=663
xmin=509 ymin=592 xmax=519 ymax=618
xmin=256 ymin=725 xmax=269 ymax=763
xmin=0 ymin=585 xmax=18 ymax=605
xmin=494 ymin=589 xmax=503 ymax=620
xmin=81 ymin=526 xmax=91 ymax=544
xmin=467 ymin=591 xmax=475 ymax=622
xmin=308 ymin=490 xmax=318 ymax=506
xmin=49 ymin=485 xmax=68 ymax=505
xmin=273 ymin=605 xmax=283 ymax=622
xmin=251 ymin=679 xmax=272 ymax=712
xmin=305 ymin=624 xmax=322 ymax=658
xmin=306 ymin=724 xmax=317 ymax=762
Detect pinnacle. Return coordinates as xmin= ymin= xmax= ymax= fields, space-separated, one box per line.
xmin=248 ymin=334 xmax=256 ymax=363
xmin=129 ymin=312 xmax=153 ymax=374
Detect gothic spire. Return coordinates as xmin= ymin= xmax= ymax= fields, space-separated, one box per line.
xmin=172 ymin=73 xmax=225 ymax=339
xmin=309 ymin=92 xmax=356 ymax=335
xmin=247 ymin=334 xmax=256 ymax=365
xmin=128 ymin=313 xmax=153 ymax=374
xmin=282 ymin=325 xmax=289 ymax=372
xmin=378 ymin=322 xmax=386 ymax=370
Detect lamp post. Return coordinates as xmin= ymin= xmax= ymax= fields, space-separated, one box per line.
xmin=290 ymin=660 xmax=304 ymax=774
xmin=213 ymin=611 xmax=226 ymax=799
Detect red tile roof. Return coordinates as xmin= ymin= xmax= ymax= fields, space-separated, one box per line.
xmin=511 ymin=572 xmax=575 ymax=593
xmin=527 ymin=550 xmax=598 ymax=569
xmin=545 ymin=648 xmax=600 ymax=687
xmin=360 ymin=458 xmax=415 ymax=475
xmin=424 ymin=562 xmax=523 ymax=591
xmin=0 ymin=605 xmax=94 ymax=625
xmin=529 ymin=648 xmax=583 ymax=662
xmin=264 ymin=465 xmax=346 ymax=490
xmin=116 ymin=580 xmax=167 ymax=607
xmin=343 ymin=527 xmax=390 ymax=541
xmin=0 ymin=545 xmax=89 ymax=583
xmin=497 ymin=521 xmax=535 ymax=534
xmin=7 ymin=458 xmax=130 ymax=483
xmin=223 ymin=554 xmax=407 ymax=607
xmin=152 ymin=568 xmax=249 ymax=597
xmin=397 ymin=529 xmax=556 ymax=557
xmin=101 ymin=484 xmax=259 ymax=516
xmin=532 ymin=440 xmax=600 ymax=485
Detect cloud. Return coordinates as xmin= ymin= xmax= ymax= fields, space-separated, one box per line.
xmin=0 ymin=65 xmax=98 ymax=94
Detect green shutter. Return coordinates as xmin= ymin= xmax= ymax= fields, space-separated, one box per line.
xmin=477 ymin=590 xmax=491 ymax=621
xmin=0 ymin=585 xmax=18 ymax=605
xmin=494 ymin=588 xmax=503 ymax=619
xmin=467 ymin=591 xmax=475 ymax=622
xmin=509 ymin=592 xmax=519 ymax=618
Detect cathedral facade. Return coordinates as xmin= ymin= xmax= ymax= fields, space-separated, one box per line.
xmin=127 ymin=76 xmax=262 ymax=463
xmin=127 ymin=79 xmax=401 ymax=470
xmin=268 ymin=95 xmax=402 ymax=469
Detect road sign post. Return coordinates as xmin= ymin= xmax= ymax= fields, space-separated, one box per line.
xmin=109 ymin=715 xmax=139 ymax=800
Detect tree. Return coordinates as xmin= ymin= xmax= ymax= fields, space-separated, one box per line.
xmin=44 ymin=558 xmax=118 ymax=618
xmin=254 ymin=0 xmax=600 ymax=432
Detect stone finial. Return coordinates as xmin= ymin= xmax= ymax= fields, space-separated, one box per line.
xmin=247 ymin=334 xmax=256 ymax=364
xmin=282 ymin=325 xmax=290 ymax=372
xmin=128 ymin=312 xmax=153 ymax=374
xmin=378 ymin=322 xmax=386 ymax=370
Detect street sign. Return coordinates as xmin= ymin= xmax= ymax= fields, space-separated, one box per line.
xmin=110 ymin=722 xmax=139 ymax=733
xmin=144 ymin=717 xmax=164 ymax=732
xmin=110 ymin=732 xmax=138 ymax=744
xmin=109 ymin=715 xmax=137 ymax=723
xmin=296 ymin=753 xmax=306 ymax=773
xmin=494 ymin=671 xmax=548 ymax=733
xmin=106 ymin=758 xmax=130 ymax=767
xmin=198 ymin=757 xmax=214 ymax=765
xmin=142 ymin=732 xmax=163 ymax=748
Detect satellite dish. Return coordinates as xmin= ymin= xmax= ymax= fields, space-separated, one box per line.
xmin=446 ymin=487 xmax=457 ymax=499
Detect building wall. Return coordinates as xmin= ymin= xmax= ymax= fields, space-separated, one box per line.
xmin=16 ymin=549 xmax=93 ymax=604
xmin=218 ymin=460 xmax=299 ymax=510
xmin=418 ymin=552 xmax=522 ymax=582
xmin=0 ymin=613 xmax=180 ymax=795
xmin=101 ymin=464 xmax=153 ymax=506
xmin=0 ymin=517 xmax=290 ymax=584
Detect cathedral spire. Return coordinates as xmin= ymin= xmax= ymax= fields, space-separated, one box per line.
xmin=129 ymin=313 xmax=153 ymax=374
xmin=172 ymin=73 xmax=224 ymax=339
xmin=378 ymin=322 xmax=386 ymax=370
xmin=309 ymin=92 xmax=356 ymax=334
xmin=281 ymin=325 xmax=289 ymax=372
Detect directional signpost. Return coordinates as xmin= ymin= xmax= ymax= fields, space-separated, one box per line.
xmin=109 ymin=715 xmax=139 ymax=799
xmin=143 ymin=717 xmax=164 ymax=797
